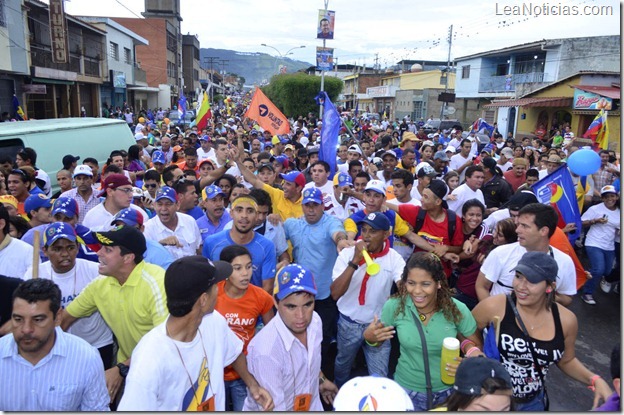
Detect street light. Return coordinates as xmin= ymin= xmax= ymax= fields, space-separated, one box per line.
xmin=260 ymin=43 xmax=306 ymax=74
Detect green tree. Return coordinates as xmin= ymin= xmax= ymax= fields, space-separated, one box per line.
xmin=261 ymin=73 xmax=343 ymax=118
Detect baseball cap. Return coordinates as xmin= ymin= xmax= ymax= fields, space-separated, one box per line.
xmin=279 ymin=171 xmax=306 ymax=188
xmin=547 ymin=154 xmax=562 ymax=164
xmin=271 ymin=154 xmax=289 ymax=168
xmin=155 ymin=186 xmax=177 ymax=203
xmin=151 ymin=150 xmax=166 ymax=165
xmin=512 ymin=157 xmax=528 ymax=167
xmin=422 ymin=140 xmax=435 ymax=147
xmin=506 ymin=190 xmax=538 ymax=211
xmin=165 ymin=256 xmax=233 ymax=306
xmin=132 ymin=187 xmax=145 ymax=199
xmin=0 ymin=195 xmax=18 ymax=210
xmin=453 ymin=357 xmax=512 ymax=395
xmin=433 ymin=151 xmax=450 ymax=162
xmin=257 ymin=162 xmax=275 ymax=173
xmin=111 ymin=207 xmax=144 ymax=227
xmin=24 ymin=194 xmax=52 ymax=213
xmin=272 ymin=135 xmax=289 ymax=145
xmin=284 ymin=144 xmax=295 ymax=151
xmin=98 ymin=173 xmax=133 ymax=197
xmin=334 ymin=172 xmax=353 ymax=187
xmin=357 ymin=211 xmax=390 ymax=231
xmin=172 ymin=145 xmax=182 ymax=152
xmin=276 ymin=263 xmax=317 ymax=301
xmin=601 ymin=185 xmax=618 ymax=196
xmin=92 ymin=226 xmax=147 ymax=259
xmin=445 ymin=146 xmax=456 ymax=154
xmin=364 ymin=180 xmax=385 ymax=195
xmin=43 ymin=222 xmax=77 ymax=247
xmin=416 ymin=163 xmax=437 ymax=178
xmin=202 ymin=185 xmax=226 ymax=200
xmin=347 ymin=145 xmax=362 ymax=155
xmin=199 ymin=159 xmax=215 ymax=169
xmin=482 ymin=157 xmax=498 ymax=174
xmin=302 ymin=187 xmax=323 ymax=205
xmin=381 ymin=150 xmax=397 ymax=159
xmin=199 ymin=135 xmax=210 ymax=142
xmin=52 ymin=197 xmax=79 ymax=218
xmin=62 ymin=154 xmax=80 ymax=168
xmin=72 ymin=164 xmax=93 ymax=178
xmin=307 ymin=145 xmax=320 ymax=155
xmin=427 ymin=179 xmax=449 ymax=202
xmin=500 ymin=148 xmax=514 ymax=158
xmin=333 ymin=376 xmax=414 ymax=411
xmin=134 ymin=132 xmax=146 ymax=141
xmin=297 ymin=148 xmax=309 ymax=157
xmin=514 ymin=251 xmax=558 ymax=283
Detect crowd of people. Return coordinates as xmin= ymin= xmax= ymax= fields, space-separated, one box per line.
xmin=0 ymin=97 xmax=620 ymax=411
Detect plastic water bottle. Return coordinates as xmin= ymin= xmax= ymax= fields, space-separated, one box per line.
xmin=440 ymin=337 xmax=460 ymax=385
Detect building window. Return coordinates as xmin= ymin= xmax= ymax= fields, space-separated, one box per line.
xmin=193 ymin=69 xmax=199 ymax=81
xmin=109 ymin=42 xmax=119 ymax=61
xmin=461 ymin=65 xmax=470 ymax=79
xmin=414 ymin=101 xmax=424 ymax=120
xmin=124 ymin=48 xmax=131 ymax=64
xmin=166 ymin=31 xmax=176 ymax=53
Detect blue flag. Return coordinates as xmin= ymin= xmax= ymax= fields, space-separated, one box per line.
xmin=315 ymin=91 xmax=339 ymax=179
xmin=532 ymin=163 xmax=582 ymax=243
xmin=483 ymin=321 xmax=500 ymax=360
xmin=177 ymin=94 xmax=187 ymax=120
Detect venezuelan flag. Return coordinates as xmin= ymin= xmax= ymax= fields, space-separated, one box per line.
xmin=195 ymin=91 xmax=212 ymax=130
xmin=583 ymin=109 xmax=609 ymax=150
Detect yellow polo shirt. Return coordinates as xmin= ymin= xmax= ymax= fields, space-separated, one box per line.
xmin=262 ymin=183 xmax=303 ymax=221
xmin=66 ymin=261 xmax=168 ymax=362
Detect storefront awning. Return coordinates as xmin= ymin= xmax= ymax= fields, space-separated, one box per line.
xmin=572 ymin=85 xmax=620 ymax=100
xmin=484 ymin=97 xmax=572 ymax=108
xmin=30 ymin=77 xmax=75 ymax=85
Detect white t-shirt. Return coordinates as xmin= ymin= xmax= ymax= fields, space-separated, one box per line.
xmin=197 ymin=147 xmax=216 ymax=162
xmin=446 ymin=183 xmax=485 ymax=216
xmin=581 ymin=203 xmax=620 ymax=251
xmin=481 ymin=242 xmax=576 ymax=297
xmin=497 ymin=161 xmax=513 ymax=173
xmin=83 ymin=202 xmax=149 ymax=232
xmin=0 ymin=237 xmax=35 ymax=279
xmin=387 ymin=197 xmax=421 ymax=207
xmin=482 ymin=208 xmax=510 ymax=233
xmin=450 ymin=153 xmax=472 ymax=183
xmin=144 ymin=212 xmax=202 ymax=260
xmin=24 ymin=259 xmax=113 ymax=349
xmin=304 ymin=180 xmax=347 ymax=219
xmin=410 ymin=183 xmax=423 ymax=202
xmin=345 ymin=196 xmax=365 ymax=217
xmin=332 ymin=245 xmax=405 ymax=324
xmin=118 ymin=311 xmax=243 ymax=411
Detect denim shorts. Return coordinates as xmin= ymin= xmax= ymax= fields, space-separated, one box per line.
xmin=402 ymin=386 xmax=452 ymax=411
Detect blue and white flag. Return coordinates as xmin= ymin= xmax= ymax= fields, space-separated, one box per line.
xmin=177 ymin=93 xmax=187 ymax=120
xmin=315 ymin=91 xmax=339 ymax=179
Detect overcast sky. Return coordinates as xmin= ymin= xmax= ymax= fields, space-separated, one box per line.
xmin=60 ymin=0 xmax=620 ymax=67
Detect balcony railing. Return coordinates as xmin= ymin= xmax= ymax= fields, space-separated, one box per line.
xmin=31 ymin=44 xmax=102 ymax=78
xmin=478 ymin=72 xmax=546 ymax=93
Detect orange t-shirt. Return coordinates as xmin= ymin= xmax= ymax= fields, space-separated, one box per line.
xmin=550 ymin=227 xmax=587 ymax=290
xmin=215 ymin=280 xmax=274 ymax=381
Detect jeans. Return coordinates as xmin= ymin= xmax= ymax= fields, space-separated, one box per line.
xmin=314 ymin=296 xmax=338 ymax=378
xmin=224 ymin=378 xmax=248 ymax=411
xmin=403 ymin=386 xmax=452 ymax=411
xmin=515 ymin=389 xmax=546 ymax=411
xmin=583 ymin=246 xmax=616 ymax=295
xmin=334 ymin=314 xmax=390 ymax=387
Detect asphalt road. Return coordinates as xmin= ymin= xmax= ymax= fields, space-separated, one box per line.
xmin=546 ymin=287 xmax=620 ymax=411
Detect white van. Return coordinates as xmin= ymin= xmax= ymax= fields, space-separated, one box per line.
xmin=0 ymin=118 xmax=136 ymax=193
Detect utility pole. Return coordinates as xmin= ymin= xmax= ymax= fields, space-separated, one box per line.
xmin=204 ymin=56 xmax=219 ymax=104
xmin=374 ymin=53 xmax=379 ymax=72
xmin=220 ymin=59 xmax=229 ymax=94
xmin=319 ymin=0 xmax=329 ymax=119
xmin=439 ymin=24 xmax=453 ymax=121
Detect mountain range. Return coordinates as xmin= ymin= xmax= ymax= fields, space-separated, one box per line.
xmin=199 ymin=48 xmax=313 ymax=87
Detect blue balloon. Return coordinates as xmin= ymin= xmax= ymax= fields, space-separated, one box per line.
xmin=567 ymin=149 xmax=601 ymax=176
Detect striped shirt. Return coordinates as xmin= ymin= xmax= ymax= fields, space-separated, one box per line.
xmin=65 ymin=261 xmax=168 ymax=362
xmin=0 ymin=327 xmax=109 ymax=411
xmin=59 ymin=188 xmax=101 ymax=225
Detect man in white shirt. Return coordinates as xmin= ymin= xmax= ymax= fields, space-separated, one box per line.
xmin=475 ymin=203 xmax=576 ymax=306
xmin=304 ymin=161 xmax=335 ymax=209
xmin=83 ymin=174 xmax=135 ymax=231
xmin=143 ymin=186 xmax=202 ymax=259
xmin=196 ymin=135 xmax=216 ymax=162
xmin=449 ymin=139 xmax=475 ymax=183
xmin=0 ymin=204 xmax=35 ymax=279
xmin=497 ymin=147 xmax=514 ymax=173
xmin=447 ymin=165 xmax=485 ymax=215
xmin=60 ymin=164 xmax=100 ymax=225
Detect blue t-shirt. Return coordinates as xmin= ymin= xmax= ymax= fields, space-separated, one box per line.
xmin=196 ymin=210 xmax=232 ymax=239
xmin=144 ymin=239 xmax=174 ymax=270
xmin=202 ymin=230 xmax=276 ymax=288
xmin=284 ymin=214 xmax=344 ymax=300
xmin=185 ymin=206 xmax=205 ymax=221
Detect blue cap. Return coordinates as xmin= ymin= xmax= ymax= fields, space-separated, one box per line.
xmin=337 ymin=172 xmax=353 ymax=187
xmin=279 ymin=171 xmax=306 ymax=187
xmin=302 ymin=187 xmax=323 ymax=205
xmin=276 ymin=263 xmax=318 ymax=300
xmin=199 ymin=135 xmax=210 ymax=142
xmin=24 ymin=194 xmax=52 ymax=214
xmin=201 ymin=185 xmax=226 ymax=200
xmin=52 ymin=197 xmax=79 ymax=218
xmin=111 ymin=207 xmax=144 ymax=227
xmin=43 ymin=222 xmax=77 ymax=247
xmin=357 ymin=212 xmax=390 ymax=231
xmin=152 ymin=150 xmax=166 ymax=165
xmin=155 ymin=186 xmax=177 ymax=203
xmin=272 ymin=154 xmax=289 ymax=167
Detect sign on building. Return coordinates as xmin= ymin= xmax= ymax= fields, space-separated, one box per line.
xmin=573 ymin=89 xmax=612 ymax=110
xmin=49 ymin=0 xmax=69 ymax=64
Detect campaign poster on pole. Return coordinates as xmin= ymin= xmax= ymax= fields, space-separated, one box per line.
xmin=316 ymin=47 xmax=334 ymax=71
xmin=317 ymin=10 xmax=335 ymax=39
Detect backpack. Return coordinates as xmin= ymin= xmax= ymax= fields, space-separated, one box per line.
xmin=413 ymin=207 xmax=457 ymax=243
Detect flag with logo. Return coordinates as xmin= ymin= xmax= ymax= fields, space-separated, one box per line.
xmin=532 ymin=163 xmax=581 ymax=243
xmin=177 ymin=93 xmax=187 ymax=120
xmin=472 ymin=118 xmax=494 ymax=135
xmin=195 ymin=91 xmax=212 ymax=130
xmin=12 ymin=95 xmax=26 ymax=120
xmin=315 ymin=91 xmax=340 ymax=179
xmin=244 ymin=88 xmax=290 ymax=135
xmin=583 ymin=109 xmax=609 ymax=150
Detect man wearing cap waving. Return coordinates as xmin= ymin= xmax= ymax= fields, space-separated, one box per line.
xmin=331 ymin=212 xmax=405 ymax=387
xmin=61 ymin=226 xmax=168 ymax=404
xmin=23 ymin=222 xmax=114 ymax=369
xmin=143 ymin=186 xmax=202 ymax=259
xmin=60 ymin=164 xmax=100 ymax=224
xmin=243 ymin=263 xmax=338 ymax=411
xmin=83 ymin=173 xmax=148 ymax=232
xmin=118 ymin=256 xmax=274 ymax=411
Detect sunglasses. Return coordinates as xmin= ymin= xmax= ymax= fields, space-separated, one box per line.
xmin=144 ymin=183 xmax=158 ymax=189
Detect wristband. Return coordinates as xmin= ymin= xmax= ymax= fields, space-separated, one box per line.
xmin=319 ymin=374 xmax=327 ymax=385
xmin=588 ymin=374 xmax=602 ymax=391
xmin=347 ymin=261 xmax=359 ymax=270
xmin=465 ymin=346 xmax=481 ymax=357
xmin=365 ymin=339 xmax=379 ymax=347
xmin=460 ymin=339 xmax=474 ymax=354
